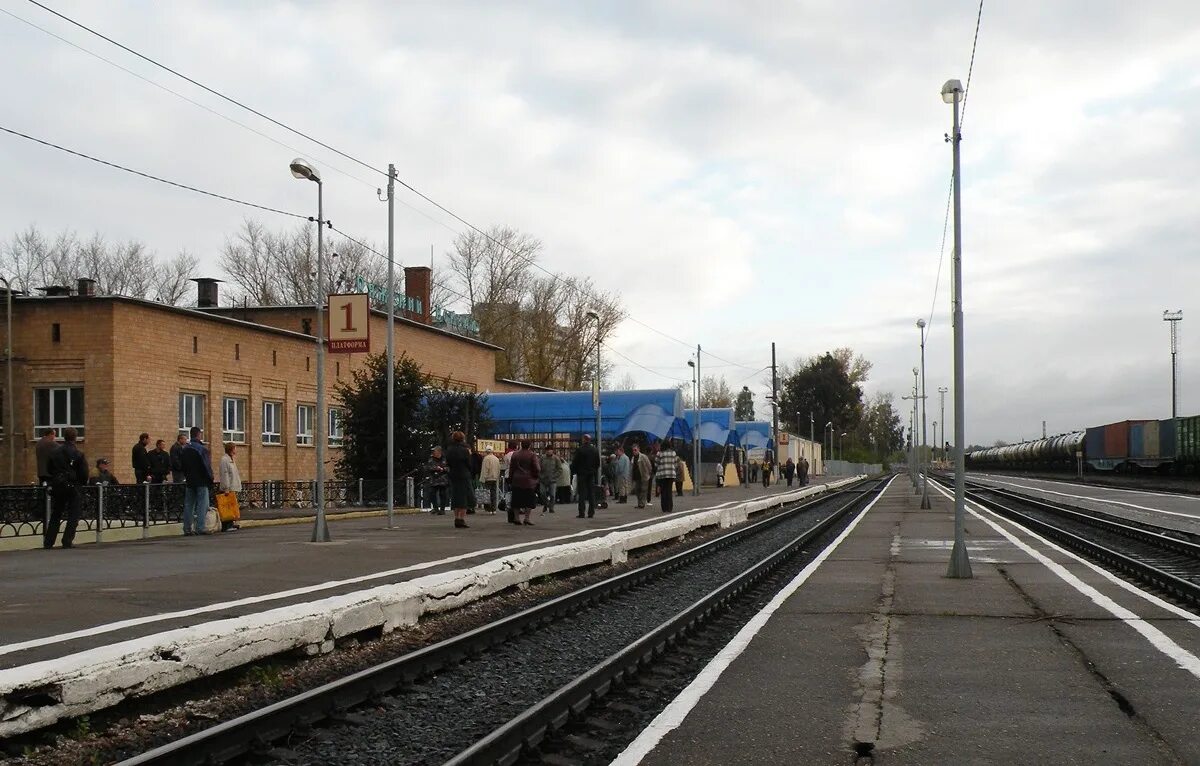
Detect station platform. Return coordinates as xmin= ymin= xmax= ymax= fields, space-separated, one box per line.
xmin=969 ymin=472 xmax=1200 ymax=535
xmin=0 ymin=479 xmax=832 ymax=672
xmin=617 ymin=476 xmax=1200 ymax=765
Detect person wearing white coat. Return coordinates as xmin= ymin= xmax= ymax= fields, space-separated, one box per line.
xmin=218 ymin=443 xmax=242 ymax=530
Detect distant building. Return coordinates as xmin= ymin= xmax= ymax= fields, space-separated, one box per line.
xmin=0 ymin=269 xmax=545 ymax=484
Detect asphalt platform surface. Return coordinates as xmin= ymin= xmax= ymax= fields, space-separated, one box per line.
xmin=0 ymin=479 xmax=826 ymax=670
xmin=625 ymin=477 xmax=1200 ymax=765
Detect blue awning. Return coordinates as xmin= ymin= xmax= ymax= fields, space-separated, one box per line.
xmin=484 ymin=389 xmax=685 ymax=442
xmin=684 ymin=408 xmax=738 ymax=446
xmin=734 ymin=421 xmax=775 ymax=450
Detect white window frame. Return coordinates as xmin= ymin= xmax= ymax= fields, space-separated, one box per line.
xmin=222 ymin=397 xmax=247 ymax=443
xmin=328 ymin=407 xmax=345 ymax=448
xmin=262 ymin=400 xmax=283 ymax=445
xmin=296 ymin=404 xmax=315 ymax=446
xmin=33 ymin=386 xmax=85 ymax=439
xmin=179 ymin=393 xmax=205 ymax=436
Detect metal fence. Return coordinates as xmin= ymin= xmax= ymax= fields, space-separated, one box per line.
xmin=0 ymin=479 xmax=411 ymax=539
xmin=824 ymin=460 xmax=884 ymax=476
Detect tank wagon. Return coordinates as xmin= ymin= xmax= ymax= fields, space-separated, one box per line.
xmin=966 ymin=415 xmax=1200 ymax=475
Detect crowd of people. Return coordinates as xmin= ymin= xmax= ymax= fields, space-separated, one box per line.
xmin=419 ymin=434 xmax=733 ymax=529
xmin=39 ymin=425 xmax=242 ymax=549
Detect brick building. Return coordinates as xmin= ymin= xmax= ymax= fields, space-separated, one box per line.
xmin=0 ymin=268 xmax=547 ymax=485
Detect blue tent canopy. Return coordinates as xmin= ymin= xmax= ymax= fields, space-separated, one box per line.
xmin=735 ymin=421 xmax=775 ymax=450
xmin=684 ymin=408 xmax=739 ymax=446
xmin=485 ymin=389 xmax=689 ymax=442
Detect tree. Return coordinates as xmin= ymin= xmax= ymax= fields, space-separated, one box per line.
xmin=777 ymin=351 xmax=865 ymax=445
xmin=444 ymin=225 xmax=624 ymax=389
xmin=853 ymin=392 xmax=904 ymax=458
xmin=1 ymin=224 xmax=198 ymax=304
xmin=612 ymin=372 xmax=638 ymax=390
xmin=421 ymin=378 xmax=491 ymax=448
xmin=734 ymin=387 xmax=755 ymax=420
xmin=699 ymin=375 xmax=734 ymax=408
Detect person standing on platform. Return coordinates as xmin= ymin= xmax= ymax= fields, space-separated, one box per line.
xmin=89 ymin=458 xmax=120 ymax=485
xmin=218 ymin=443 xmax=243 ymax=532
xmin=131 ymin=432 xmax=151 ymax=484
xmin=425 ymin=447 xmax=449 ymax=515
xmin=539 ymin=446 xmax=560 ymax=514
xmin=675 ymin=452 xmax=685 ymax=497
xmin=44 ymin=427 xmax=87 ymax=549
xmin=169 ymin=433 xmax=188 ymax=483
xmin=572 ymin=434 xmax=600 ymax=518
xmin=601 ymin=453 xmax=617 ymax=509
xmin=446 ymin=431 xmax=473 ymax=529
xmin=761 ymin=456 xmax=773 ymax=488
xmin=468 ymin=445 xmax=483 ymax=515
xmin=784 ymin=458 xmax=796 ymax=487
xmin=35 ymin=429 xmax=58 ymax=487
xmin=631 ymin=444 xmax=652 ymax=508
xmin=656 ymin=440 xmax=679 ymax=513
xmin=502 ymin=441 xmax=517 ymax=523
xmin=799 ymin=456 xmax=809 ymax=485
xmin=180 ymin=427 xmax=213 ymax=536
xmin=614 ymin=447 xmax=631 ymax=504
xmin=749 ymin=458 xmax=759 ymax=485
xmin=508 ymin=439 xmax=540 ymax=526
xmin=148 ymin=439 xmax=171 ymax=484
xmin=480 ymin=445 xmax=501 ymax=515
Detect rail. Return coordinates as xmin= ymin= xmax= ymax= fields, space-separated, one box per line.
xmin=117 ymin=478 xmax=882 ymax=765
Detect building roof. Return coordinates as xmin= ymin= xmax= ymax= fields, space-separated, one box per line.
xmin=200 ymin=304 xmax=503 ymax=351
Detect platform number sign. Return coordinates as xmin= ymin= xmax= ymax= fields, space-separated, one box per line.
xmin=327 ymin=293 xmax=370 ymax=353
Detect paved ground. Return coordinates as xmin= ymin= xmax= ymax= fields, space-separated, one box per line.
xmin=969 ymin=472 xmax=1200 ymax=535
xmin=0 ymin=479 xmax=830 ymax=670
xmin=622 ymin=476 xmax=1200 ymax=765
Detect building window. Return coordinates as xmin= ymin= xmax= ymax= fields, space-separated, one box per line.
xmin=296 ymin=404 xmax=315 ymax=446
xmin=34 ymin=386 xmax=85 ymax=439
xmin=328 ymin=407 xmax=344 ymax=447
xmin=192 ymin=336 xmax=198 ymax=354
xmin=222 ymin=397 xmax=247 ymax=443
xmin=52 ymin=323 xmax=61 ymax=343
xmin=262 ymin=401 xmax=283 ymax=445
xmin=272 ymin=350 xmax=277 ymax=367
xmin=235 ymin=343 xmax=240 ymax=361
xmin=178 ymin=393 xmax=205 ymax=436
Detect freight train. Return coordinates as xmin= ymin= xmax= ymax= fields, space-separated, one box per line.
xmin=966 ymin=416 xmax=1200 ymax=474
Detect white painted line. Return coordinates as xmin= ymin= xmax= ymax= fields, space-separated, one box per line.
xmin=0 ymin=481 xmax=855 ymax=658
xmin=609 ymin=475 xmax=894 ymax=766
xmin=929 ymin=482 xmax=1200 ymax=678
xmin=976 ymin=473 xmax=1200 ymax=502
xmin=975 ymin=476 xmax=1200 ymax=520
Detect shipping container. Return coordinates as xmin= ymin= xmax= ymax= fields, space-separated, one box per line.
xmin=1143 ymin=420 xmax=1160 ymax=459
xmin=1179 ymin=415 xmax=1200 ymax=462
xmin=1159 ymin=418 xmax=1178 ymax=460
xmin=1084 ymin=427 xmax=1106 ymax=461
xmin=1129 ymin=422 xmax=1146 ymax=458
xmin=1103 ymin=421 xmax=1130 ymax=459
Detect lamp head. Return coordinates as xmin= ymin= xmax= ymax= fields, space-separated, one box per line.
xmin=687 ymin=360 xmax=695 ymax=369
xmin=289 ymin=158 xmax=321 ymax=182
xmin=916 ymin=318 xmax=926 ymax=329
xmin=941 ymin=79 xmax=963 ymax=104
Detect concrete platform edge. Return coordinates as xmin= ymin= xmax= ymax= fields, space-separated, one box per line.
xmin=0 ymin=477 xmax=865 ymax=736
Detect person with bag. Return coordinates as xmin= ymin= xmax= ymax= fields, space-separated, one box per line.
xmin=656 ymin=440 xmax=679 ymax=513
xmin=571 ymin=434 xmax=600 ymax=518
xmin=508 ymin=439 xmax=540 ymax=526
xmin=425 ymin=447 xmax=449 ymax=515
xmin=630 ymin=444 xmax=653 ymax=509
xmin=44 ymin=427 xmax=88 ymax=549
xmin=218 ymin=443 xmax=243 ymax=531
xmin=180 ymin=426 xmax=214 ymax=536
xmin=539 ymin=446 xmax=561 ymax=514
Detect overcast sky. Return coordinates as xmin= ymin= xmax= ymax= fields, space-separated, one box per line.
xmin=3 ymin=1 xmax=1199 ymax=445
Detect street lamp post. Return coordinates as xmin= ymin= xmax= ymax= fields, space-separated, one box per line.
xmin=839 ymin=432 xmax=846 ymax=461
xmin=917 ymin=319 xmax=931 ymax=509
xmin=290 ymin=158 xmax=331 ymax=543
xmin=943 ymin=78 xmax=972 ymax=578
xmin=825 ymin=421 xmax=833 ymax=472
xmin=0 ymin=277 xmax=14 ymax=484
xmin=688 ymin=358 xmax=700 ymax=496
xmin=586 ymin=310 xmax=601 ymax=449
xmin=809 ymin=412 xmax=815 ymax=476
xmin=938 ymin=386 xmax=948 ymax=459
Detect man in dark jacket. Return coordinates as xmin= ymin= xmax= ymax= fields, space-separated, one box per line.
xmin=508 ymin=439 xmax=540 ymax=526
xmin=148 ymin=439 xmax=171 ymax=483
xmin=179 ymin=426 xmax=214 ymax=535
xmin=89 ymin=458 xmax=120 ymax=485
xmin=44 ymin=427 xmax=88 ymax=549
xmin=445 ymin=433 xmax=473 ymax=529
xmin=571 ymin=434 xmax=600 ymax=519
xmin=35 ymin=429 xmax=58 ymax=486
xmin=169 ymin=434 xmax=188 ymax=483
xmin=131 ymin=432 xmax=151 ymax=483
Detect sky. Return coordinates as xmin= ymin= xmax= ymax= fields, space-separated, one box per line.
xmin=2 ymin=0 xmax=1200 ymax=446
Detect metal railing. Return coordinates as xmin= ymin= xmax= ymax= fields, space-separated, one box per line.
xmin=0 ymin=479 xmax=409 ymax=539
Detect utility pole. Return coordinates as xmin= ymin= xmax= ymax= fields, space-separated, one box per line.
xmin=938 ymin=386 xmax=948 ymax=460
xmin=383 ymin=165 xmax=396 ymax=528
xmin=1164 ymin=310 xmax=1183 ymax=418
xmin=770 ymin=342 xmax=779 ymax=485
xmin=1042 ymin=420 xmax=1047 ymax=439
xmin=693 ymin=344 xmax=701 ymax=496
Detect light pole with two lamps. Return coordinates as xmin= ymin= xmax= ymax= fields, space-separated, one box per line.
xmin=917 ymin=318 xmax=931 ymax=509
xmin=289 ymin=158 xmax=331 ymax=543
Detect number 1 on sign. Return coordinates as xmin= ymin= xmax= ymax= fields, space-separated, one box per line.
xmin=340 ymin=301 xmax=357 ymax=332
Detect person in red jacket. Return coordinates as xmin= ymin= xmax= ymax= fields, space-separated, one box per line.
xmin=507 ymin=439 xmax=541 ymax=526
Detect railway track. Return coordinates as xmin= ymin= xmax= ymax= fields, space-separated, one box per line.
xmin=939 ymin=476 xmax=1200 ymax=609
xmin=117 ymin=477 xmax=888 ymax=766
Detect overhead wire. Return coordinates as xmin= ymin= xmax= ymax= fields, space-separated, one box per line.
xmin=924 ymin=0 xmax=984 ymax=338
xmin=602 ymin=343 xmax=689 ymax=384
xmin=0 ymin=124 xmax=308 ymax=220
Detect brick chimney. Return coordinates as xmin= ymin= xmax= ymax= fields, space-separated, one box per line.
xmin=192 ymin=277 xmax=222 ymax=308
xmin=76 ymin=278 xmax=97 ymax=297
xmin=403 ymin=266 xmax=432 ymax=324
